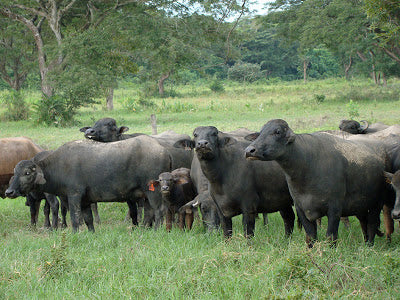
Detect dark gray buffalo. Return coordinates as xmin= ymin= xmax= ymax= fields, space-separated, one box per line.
xmin=80 ymin=118 xmax=192 ymax=169
xmin=79 ymin=118 xmax=193 ymax=225
xmin=5 ymin=136 xmax=171 ymax=232
xmin=80 ymin=117 xmax=144 ymax=141
xmin=245 ymin=119 xmax=391 ymax=246
xmin=175 ymin=126 xmax=295 ymax=238
xmin=339 ymin=120 xmax=389 ymax=134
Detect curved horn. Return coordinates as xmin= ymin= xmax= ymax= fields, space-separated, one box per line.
xmin=359 ymin=120 xmax=369 ymax=133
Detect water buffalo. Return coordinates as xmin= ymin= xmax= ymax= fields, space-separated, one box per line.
xmin=80 ymin=118 xmax=193 ymax=226
xmin=339 ymin=120 xmax=389 ymax=134
xmin=5 ymin=136 xmax=171 ymax=232
xmin=80 ymin=118 xmax=192 ymax=169
xmin=149 ymin=168 xmax=196 ymax=230
xmin=80 ymin=117 xmax=144 ymax=141
xmin=175 ymin=126 xmax=295 ymax=238
xmin=245 ymin=119 xmax=391 ymax=246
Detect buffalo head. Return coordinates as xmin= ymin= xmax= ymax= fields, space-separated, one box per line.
xmin=244 ymin=119 xmax=295 ymax=161
xmin=173 ymin=126 xmax=236 ymax=160
xmin=5 ymin=160 xmax=46 ymax=198
xmin=79 ymin=118 xmax=129 ymax=142
xmin=339 ymin=120 xmax=369 ymax=134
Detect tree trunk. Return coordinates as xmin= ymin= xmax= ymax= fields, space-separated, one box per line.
xmin=150 ymin=114 xmax=157 ymax=135
xmin=158 ymin=72 xmax=170 ymax=96
xmin=344 ymin=56 xmax=352 ymax=80
xmin=106 ymin=87 xmax=114 ymax=111
xmin=303 ymin=60 xmax=308 ymax=83
xmin=382 ymin=72 xmax=387 ymax=87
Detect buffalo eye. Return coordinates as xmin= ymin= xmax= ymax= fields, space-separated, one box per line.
xmin=193 ymin=133 xmax=198 ymax=138
xmin=25 ymin=172 xmax=30 ymax=176
xmin=274 ymin=129 xmax=281 ymax=135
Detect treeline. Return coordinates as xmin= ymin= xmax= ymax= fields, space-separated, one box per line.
xmin=0 ymin=1 xmax=399 ymax=124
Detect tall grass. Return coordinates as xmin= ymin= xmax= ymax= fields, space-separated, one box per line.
xmin=1 ymin=78 xmax=400 ymax=298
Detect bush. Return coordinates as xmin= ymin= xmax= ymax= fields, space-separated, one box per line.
xmin=228 ymin=61 xmax=263 ymax=82
xmin=209 ymin=80 xmax=225 ymax=92
xmin=33 ymin=95 xmax=76 ymax=127
xmin=1 ymin=90 xmax=29 ymax=121
xmin=346 ymin=100 xmax=360 ymax=119
xmin=122 ymin=97 xmax=157 ymax=112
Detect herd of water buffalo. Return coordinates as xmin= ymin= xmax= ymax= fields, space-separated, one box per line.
xmin=2 ymin=117 xmax=400 ymax=247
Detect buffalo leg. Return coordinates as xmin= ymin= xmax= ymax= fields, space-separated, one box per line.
xmin=68 ymin=196 xmax=82 ymax=233
xmin=263 ymin=213 xmax=268 ymax=226
xmin=242 ymin=213 xmax=256 ymax=238
xmin=165 ymin=208 xmax=173 ymax=231
xmin=91 ymin=203 xmax=101 ymax=225
xmin=279 ymin=207 xmax=295 ymax=236
xmin=366 ymin=208 xmax=381 ymax=245
xmin=126 ymin=200 xmax=138 ymax=226
xmin=81 ymin=204 xmax=95 ymax=232
xmin=27 ymin=194 xmax=40 ymax=227
xmin=45 ymin=193 xmax=59 ymax=229
xmin=43 ymin=200 xmax=51 ymax=228
xmin=60 ymin=196 xmax=68 ymax=228
xmin=383 ymin=204 xmax=394 ymax=242
xmin=357 ymin=215 xmax=368 ymax=242
xmin=326 ymin=210 xmax=341 ymax=244
xmin=178 ymin=211 xmax=185 ymax=230
xmin=185 ymin=211 xmax=194 ymax=230
xmin=221 ymin=216 xmax=233 ymax=238
xmin=296 ymin=206 xmax=317 ymax=248
xmin=142 ymin=200 xmax=154 ymax=227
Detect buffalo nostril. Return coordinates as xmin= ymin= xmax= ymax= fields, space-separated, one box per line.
xmin=5 ymin=190 xmax=14 ymax=197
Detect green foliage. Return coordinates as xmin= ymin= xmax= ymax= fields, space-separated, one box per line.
xmin=160 ymin=100 xmax=197 ymax=113
xmin=365 ymin=0 xmax=400 ymax=58
xmin=0 ymin=90 xmax=29 ymax=121
xmin=346 ymin=100 xmax=360 ymax=119
xmin=228 ymin=61 xmax=263 ymax=82
xmin=122 ymin=97 xmax=157 ymax=112
xmin=209 ymin=80 xmax=225 ymax=92
xmin=32 ymin=95 xmax=76 ymax=127
xmin=313 ymin=94 xmax=326 ymax=104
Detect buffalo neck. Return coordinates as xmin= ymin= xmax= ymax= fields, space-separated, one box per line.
xmin=196 ymin=152 xmax=223 ymax=184
xmin=274 ymin=134 xmax=314 ymax=182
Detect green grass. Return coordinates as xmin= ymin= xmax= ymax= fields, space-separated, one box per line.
xmin=1 ymin=77 xmax=400 ymax=298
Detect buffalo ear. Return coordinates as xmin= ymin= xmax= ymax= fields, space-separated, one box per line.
xmin=173 ymin=139 xmax=195 ymax=150
xmin=119 ymin=126 xmax=129 ymax=134
xmin=34 ymin=168 xmax=46 ymax=185
xmin=148 ymin=180 xmax=160 ymax=187
xmin=384 ymin=171 xmax=394 ymax=184
xmin=175 ymin=177 xmax=190 ymax=185
xmin=218 ymin=136 xmax=237 ymax=148
xmin=286 ymin=130 xmax=296 ymax=144
xmin=244 ymin=132 xmax=260 ymax=141
xmin=79 ymin=127 xmax=90 ymax=133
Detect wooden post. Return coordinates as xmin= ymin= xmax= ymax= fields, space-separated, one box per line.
xmin=151 ymin=114 xmax=157 ymax=135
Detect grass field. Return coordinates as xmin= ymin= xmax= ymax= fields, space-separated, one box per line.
xmin=1 ymin=78 xmax=400 ymax=298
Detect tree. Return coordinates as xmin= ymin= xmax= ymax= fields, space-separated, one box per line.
xmin=365 ymin=0 xmax=400 ymax=64
xmin=0 ymin=14 xmax=36 ymax=90
xmin=133 ymin=3 xmax=246 ymax=96
xmin=238 ymin=17 xmax=299 ymax=80
xmin=266 ymin=0 xmax=389 ymax=82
